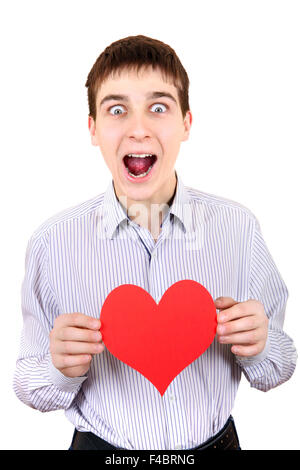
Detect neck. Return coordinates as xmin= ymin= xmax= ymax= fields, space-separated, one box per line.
xmin=115 ymin=172 xmax=177 ymax=236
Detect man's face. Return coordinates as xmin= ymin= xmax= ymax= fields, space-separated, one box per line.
xmin=88 ymin=66 xmax=192 ymax=206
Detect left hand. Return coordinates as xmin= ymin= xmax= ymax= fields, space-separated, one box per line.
xmin=215 ymin=297 xmax=269 ymax=357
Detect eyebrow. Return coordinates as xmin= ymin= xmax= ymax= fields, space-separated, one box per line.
xmin=99 ymin=91 xmax=178 ymax=108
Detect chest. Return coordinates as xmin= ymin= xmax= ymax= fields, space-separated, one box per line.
xmin=48 ymin=224 xmax=249 ymax=316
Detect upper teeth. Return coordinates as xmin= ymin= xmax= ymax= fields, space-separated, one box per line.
xmin=127 ymin=153 xmax=154 ymax=158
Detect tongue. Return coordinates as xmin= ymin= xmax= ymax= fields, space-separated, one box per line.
xmin=124 ymin=155 xmax=155 ymax=176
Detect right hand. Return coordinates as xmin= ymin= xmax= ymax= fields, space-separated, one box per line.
xmin=49 ymin=313 xmax=104 ymax=378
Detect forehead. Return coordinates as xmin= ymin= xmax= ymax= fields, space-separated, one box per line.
xmin=96 ymin=66 xmax=179 ymax=103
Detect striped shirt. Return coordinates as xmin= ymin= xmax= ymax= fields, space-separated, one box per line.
xmin=13 ymin=171 xmax=297 ymax=450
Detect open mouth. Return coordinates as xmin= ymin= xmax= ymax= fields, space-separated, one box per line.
xmin=123 ymin=154 xmax=157 ymax=179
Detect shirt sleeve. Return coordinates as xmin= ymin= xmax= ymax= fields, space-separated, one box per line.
xmin=235 ymin=217 xmax=297 ymax=391
xmin=13 ymin=232 xmax=87 ymax=412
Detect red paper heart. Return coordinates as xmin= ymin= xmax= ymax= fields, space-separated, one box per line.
xmin=100 ymin=280 xmax=217 ymax=396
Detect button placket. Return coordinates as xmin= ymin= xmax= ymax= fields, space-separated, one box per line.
xmin=169 ymin=393 xmax=176 ymax=403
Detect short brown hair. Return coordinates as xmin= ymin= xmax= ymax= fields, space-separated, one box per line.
xmin=85 ymin=35 xmax=190 ymax=121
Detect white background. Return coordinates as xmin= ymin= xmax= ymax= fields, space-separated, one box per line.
xmin=0 ymin=0 xmax=299 ymax=450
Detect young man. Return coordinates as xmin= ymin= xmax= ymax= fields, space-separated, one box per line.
xmin=14 ymin=35 xmax=297 ymax=450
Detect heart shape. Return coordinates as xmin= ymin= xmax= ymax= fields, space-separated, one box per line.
xmin=100 ymin=280 xmax=217 ymax=396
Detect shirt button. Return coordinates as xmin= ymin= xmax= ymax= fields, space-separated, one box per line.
xmin=174 ymin=444 xmax=181 ymax=450
xmin=152 ymin=252 xmax=157 ymax=259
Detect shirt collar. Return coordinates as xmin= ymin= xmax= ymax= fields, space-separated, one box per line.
xmin=102 ymin=170 xmax=193 ymax=239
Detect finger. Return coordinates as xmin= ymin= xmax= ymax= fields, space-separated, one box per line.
xmin=215 ymin=297 xmax=239 ymax=310
xmin=53 ymin=354 xmax=93 ymax=369
xmin=57 ymin=313 xmax=101 ymax=330
xmin=217 ymin=302 xmax=256 ymax=324
xmin=217 ymin=316 xmax=257 ymax=336
xmin=58 ymin=327 xmax=102 ymax=343
xmin=218 ymin=330 xmax=261 ymax=345
xmin=56 ymin=340 xmax=104 ymax=355
xmin=231 ymin=344 xmax=263 ymax=357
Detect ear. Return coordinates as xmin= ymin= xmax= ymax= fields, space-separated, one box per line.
xmin=88 ymin=115 xmax=99 ymax=146
xmin=182 ymin=111 xmax=192 ymax=142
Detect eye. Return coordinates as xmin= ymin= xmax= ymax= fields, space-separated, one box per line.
xmin=150 ymin=103 xmax=167 ymax=113
xmin=109 ymin=105 xmax=125 ymax=115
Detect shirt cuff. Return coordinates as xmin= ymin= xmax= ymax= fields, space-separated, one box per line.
xmin=235 ymin=334 xmax=271 ymax=367
xmin=48 ymin=358 xmax=87 ymax=392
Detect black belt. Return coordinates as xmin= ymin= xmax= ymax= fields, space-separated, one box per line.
xmin=71 ymin=415 xmax=240 ymax=451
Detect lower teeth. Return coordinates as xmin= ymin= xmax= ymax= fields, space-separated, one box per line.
xmin=128 ymin=165 xmax=153 ymax=178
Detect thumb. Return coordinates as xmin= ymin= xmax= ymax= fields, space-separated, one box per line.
xmin=214 ymin=297 xmax=239 ymax=309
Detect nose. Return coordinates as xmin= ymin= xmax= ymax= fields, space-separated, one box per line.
xmin=126 ymin=112 xmax=152 ymax=140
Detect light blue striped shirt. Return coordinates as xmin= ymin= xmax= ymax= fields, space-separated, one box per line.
xmin=13 ymin=171 xmax=297 ymax=450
